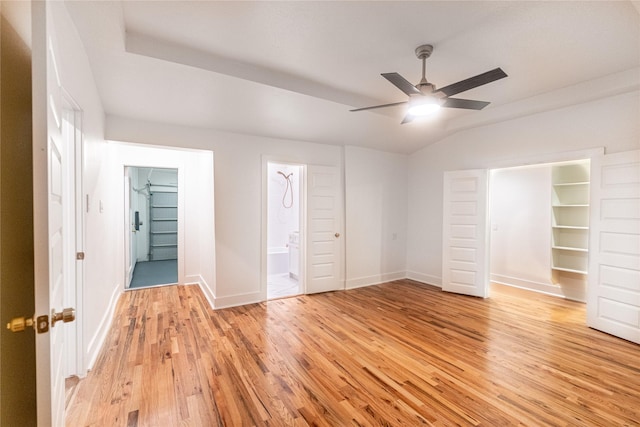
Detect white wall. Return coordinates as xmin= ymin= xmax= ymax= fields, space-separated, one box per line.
xmin=489 ymin=164 xmax=555 ymax=293
xmin=106 ymin=116 xmax=344 ymax=308
xmin=344 ymin=146 xmax=408 ymax=288
xmin=407 ymin=90 xmax=640 ymax=287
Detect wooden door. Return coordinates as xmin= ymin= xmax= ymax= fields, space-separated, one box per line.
xmin=587 ymin=149 xmax=640 ymax=344
xmin=0 ymin=2 xmax=38 ymax=423
xmin=33 ymin=3 xmax=73 ymax=424
xmin=306 ymin=165 xmax=344 ymax=294
xmin=442 ymin=169 xmax=490 ymax=297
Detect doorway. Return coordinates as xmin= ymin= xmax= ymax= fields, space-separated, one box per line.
xmin=125 ymin=166 xmax=179 ymax=289
xmin=267 ymin=162 xmax=303 ymax=299
xmin=489 ymin=159 xmax=590 ymax=302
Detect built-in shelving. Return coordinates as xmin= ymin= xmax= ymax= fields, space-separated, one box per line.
xmin=551 ymin=161 xmax=590 ymax=275
xmin=149 ymin=191 xmax=178 ymax=261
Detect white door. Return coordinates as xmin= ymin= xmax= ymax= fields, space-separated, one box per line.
xmin=442 ymin=169 xmax=490 ymax=297
xmin=124 ymin=171 xmax=134 ymax=287
xmin=61 ymin=104 xmax=83 ymax=378
xmin=587 ymin=150 xmax=640 ymax=344
xmin=306 ymin=165 xmax=344 ymax=294
xmin=33 ymin=3 xmax=73 ymax=424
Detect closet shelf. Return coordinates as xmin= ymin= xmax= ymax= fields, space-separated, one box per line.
xmin=150 ymin=190 xmax=178 ymax=261
xmin=552 ymin=245 xmax=588 ymax=252
xmin=550 ymin=161 xmax=590 ymax=279
xmin=551 ymin=266 xmax=588 ymax=275
xmin=553 ymin=181 xmax=589 ymax=187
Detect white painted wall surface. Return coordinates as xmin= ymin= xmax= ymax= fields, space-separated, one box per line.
xmin=344 ymin=146 xmax=408 ymax=289
xmin=489 ymin=165 xmax=557 ymax=294
xmin=407 ymin=90 xmax=640 ymax=287
xmin=106 ymin=116 xmax=344 ymax=308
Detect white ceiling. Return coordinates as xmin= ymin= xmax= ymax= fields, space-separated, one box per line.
xmin=65 ymin=1 xmax=640 ymax=154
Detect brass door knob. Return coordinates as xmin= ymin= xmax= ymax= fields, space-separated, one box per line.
xmin=7 ymin=314 xmax=50 ymax=333
xmin=335 ymin=232 xmax=340 ymax=238
xmin=6 ymin=316 xmax=33 ymax=333
xmin=51 ymin=308 xmax=75 ymax=327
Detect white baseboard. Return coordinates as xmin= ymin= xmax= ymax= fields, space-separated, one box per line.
xmin=406 ymin=271 xmax=441 ymax=287
xmin=214 ymin=291 xmax=263 ymax=309
xmin=85 ymin=283 xmax=121 ymax=371
xmin=346 ymin=271 xmax=406 ymax=289
xmin=187 ymin=274 xmax=217 ymax=309
xmin=490 ymin=274 xmax=587 ymax=302
xmin=491 ymin=274 xmax=565 ymax=298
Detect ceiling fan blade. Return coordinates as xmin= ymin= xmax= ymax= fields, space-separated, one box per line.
xmin=437 ymin=68 xmax=507 ymax=97
xmin=381 ymin=73 xmax=423 ymax=96
xmin=350 ymin=101 xmax=407 ymax=112
xmin=442 ymin=98 xmax=490 ymax=110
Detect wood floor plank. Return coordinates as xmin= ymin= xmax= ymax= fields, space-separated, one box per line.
xmin=66 ymin=281 xmax=640 ymax=426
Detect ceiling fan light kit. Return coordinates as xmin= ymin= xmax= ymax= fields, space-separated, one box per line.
xmin=407 ymin=95 xmax=441 ymax=116
xmin=350 ymin=44 xmax=508 ymax=124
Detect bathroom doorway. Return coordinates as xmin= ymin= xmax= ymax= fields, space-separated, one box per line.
xmin=267 ymin=162 xmax=304 ymax=299
xmin=125 ymin=166 xmax=179 ymax=289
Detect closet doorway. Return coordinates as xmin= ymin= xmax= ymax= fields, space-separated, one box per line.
xmin=489 ymin=159 xmax=590 ymax=302
xmin=125 ymin=166 xmax=179 ymax=289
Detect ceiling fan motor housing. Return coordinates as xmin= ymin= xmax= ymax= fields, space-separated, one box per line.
xmin=414 ymin=44 xmax=433 ymax=60
xmin=417 ymin=81 xmax=436 ymax=94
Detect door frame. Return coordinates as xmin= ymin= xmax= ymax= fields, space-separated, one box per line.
xmin=261 ymin=157 xmax=307 ymax=300
xmin=122 ymin=164 xmax=183 ymax=290
xmin=60 ymin=91 xmax=85 ymax=377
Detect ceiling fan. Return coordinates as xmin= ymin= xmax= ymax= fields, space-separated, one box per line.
xmin=350 ymin=44 xmax=507 ymax=124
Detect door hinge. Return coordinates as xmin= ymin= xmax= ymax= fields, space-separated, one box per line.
xmin=76 ymin=251 xmax=85 ymax=260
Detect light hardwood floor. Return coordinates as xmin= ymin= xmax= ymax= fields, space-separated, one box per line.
xmin=66 ymin=280 xmax=640 ymax=426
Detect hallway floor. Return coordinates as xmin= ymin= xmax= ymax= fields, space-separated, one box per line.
xmin=129 ymin=260 xmax=178 ymax=289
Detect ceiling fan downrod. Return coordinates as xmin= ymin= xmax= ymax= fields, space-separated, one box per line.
xmin=414 ymin=44 xmax=435 ymax=93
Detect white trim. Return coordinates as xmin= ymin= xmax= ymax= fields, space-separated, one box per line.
xmin=406 ymin=271 xmax=442 ymax=287
xmin=185 ymin=274 xmax=216 ymax=310
xmin=346 ymin=271 xmax=406 ymax=289
xmin=490 ymin=274 xmax=564 ymax=297
xmin=85 ymin=284 xmax=121 ymax=371
xmin=487 ymin=147 xmax=605 ymax=170
xmin=214 ymin=291 xmax=263 ymax=309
